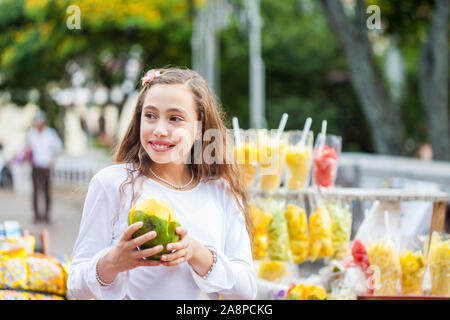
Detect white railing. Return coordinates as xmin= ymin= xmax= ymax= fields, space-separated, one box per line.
xmin=52 ymin=151 xmax=111 ymax=187
xmin=337 ymin=153 xmax=450 ymax=194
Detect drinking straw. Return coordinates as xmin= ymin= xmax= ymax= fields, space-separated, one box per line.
xmin=275 ymin=113 xmax=289 ymax=141
xmin=384 ymin=210 xmax=393 ymax=243
xmin=318 ymin=120 xmax=327 ymax=155
xmin=297 ymin=117 xmax=312 ymax=147
xmin=232 ymin=116 xmax=242 ymax=149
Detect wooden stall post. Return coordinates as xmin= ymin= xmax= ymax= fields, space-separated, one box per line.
xmin=430 ymin=201 xmax=447 ymax=234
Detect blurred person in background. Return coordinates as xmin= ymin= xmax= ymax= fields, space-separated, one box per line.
xmin=413 ymin=143 xmax=433 ymax=160
xmin=25 ymin=111 xmax=63 ymax=223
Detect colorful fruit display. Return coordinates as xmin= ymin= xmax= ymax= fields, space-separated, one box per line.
xmin=234 ymin=142 xmax=259 ymax=189
xmin=128 ymin=198 xmax=180 ymax=260
xmin=258 ymin=133 xmax=287 ymax=191
xmin=257 ymin=261 xmax=288 ymax=281
xmin=285 ymin=145 xmax=312 ymax=190
xmin=263 ymin=198 xmax=292 ymax=261
xmin=326 ymin=202 xmax=352 ymax=260
xmin=309 ymin=206 xmax=333 ymax=261
xmin=367 ymin=238 xmax=401 ymax=295
xmin=313 ymin=145 xmax=339 ymax=187
xmin=287 ymin=283 xmax=327 ymax=300
xmin=399 ymin=249 xmax=425 ymax=295
xmin=427 ymin=232 xmax=450 ymax=296
xmin=284 ymin=204 xmax=309 ymax=264
xmin=250 ymin=205 xmax=272 ymax=260
xmin=351 ymin=239 xmax=374 ymax=295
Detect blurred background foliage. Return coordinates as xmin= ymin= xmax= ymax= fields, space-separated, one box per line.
xmin=0 ymin=0 xmax=448 ymax=156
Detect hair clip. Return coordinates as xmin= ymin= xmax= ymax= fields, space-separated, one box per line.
xmin=141 ymin=69 xmax=161 ymax=86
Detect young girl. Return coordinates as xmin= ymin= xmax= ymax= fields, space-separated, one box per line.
xmin=67 ymin=67 xmax=256 ymax=300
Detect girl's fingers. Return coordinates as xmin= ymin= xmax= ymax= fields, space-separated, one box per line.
xmin=131 ymin=231 xmax=157 ymax=248
xmin=164 ymin=228 xmax=188 ymax=251
xmin=133 ymin=244 xmax=164 ymax=260
xmin=166 ymin=239 xmax=188 ymax=252
xmin=161 ymin=247 xmax=186 ymax=262
xmin=162 ymin=256 xmax=186 ymax=267
xmin=176 ymin=227 xmax=188 ymax=239
xmin=136 ymin=259 xmax=163 ymax=267
xmin=120 ymin=222 xmax=143 ymax=241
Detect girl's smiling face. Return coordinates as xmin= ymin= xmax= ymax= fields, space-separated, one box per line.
xmin=140 ymin=83 xmax=199 ymax=164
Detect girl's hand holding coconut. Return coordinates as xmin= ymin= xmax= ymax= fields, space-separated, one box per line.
xmin=96 ymin=222 xmax=164 ymax=285
xmin=161 ymin=227 xmax=215 ymax=278
xmin=160 ymin=227 xmax=195 ymax=266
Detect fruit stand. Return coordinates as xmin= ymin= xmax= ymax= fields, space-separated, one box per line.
xmin=232 ymin=118 xmax=449 ymax=300
xmin=250 ymin=186 xmax=449 ymax=300
xmin=254 ymin=187 xmax=448 ymax=238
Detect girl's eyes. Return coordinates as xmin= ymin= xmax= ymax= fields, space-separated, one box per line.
xmin=145 ymin=113 xmax=157 ymax=119
xmin=144 ymin=113 xmax=184 ymax=122
xmin=170 ymin=116 xmax=184 ymax=122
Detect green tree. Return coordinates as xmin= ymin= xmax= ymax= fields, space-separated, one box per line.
xmin=0 ymin=0 xmax=193 ymax=115
xmin=320 ymin=0 xmax=449 ymax=160
xmin=220 ymin=0 xmax=373 ymax=152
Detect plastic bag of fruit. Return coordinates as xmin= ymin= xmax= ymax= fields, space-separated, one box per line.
xmin=398 ymin=235 xmax=426 ymax=295
xmin=284 ymin=199 xmax=309 ymax=264
xmin=250 ymin=203 xmax=272 ymax=260
xmin=326 ymin=200 xmax=352 ymax=260
xmin=365 ymin=211 xmax=401 ymax=295
xmin=308 ymin=196 xmax=333 ymax=262
xmin=425 ymin=231 xmax=450 ymax=296
xmin=260 ymin=198 xmax=292 ymax=262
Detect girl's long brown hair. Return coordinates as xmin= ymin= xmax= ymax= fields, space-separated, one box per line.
xmin=113 ymin=67 xmax=253 ymax=243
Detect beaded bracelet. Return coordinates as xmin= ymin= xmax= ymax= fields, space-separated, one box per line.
xmin=202 ymin=249 xmax=217 ymax=280
xmin=96 ymin=260 xmax=113 ymax=287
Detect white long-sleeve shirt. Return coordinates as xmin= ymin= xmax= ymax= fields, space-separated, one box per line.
xmin=67 ymin=163 xmax=256 ymax=300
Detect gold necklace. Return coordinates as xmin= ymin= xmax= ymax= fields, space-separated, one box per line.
xmin=149 ymin=166 xmax=194 ymax=190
